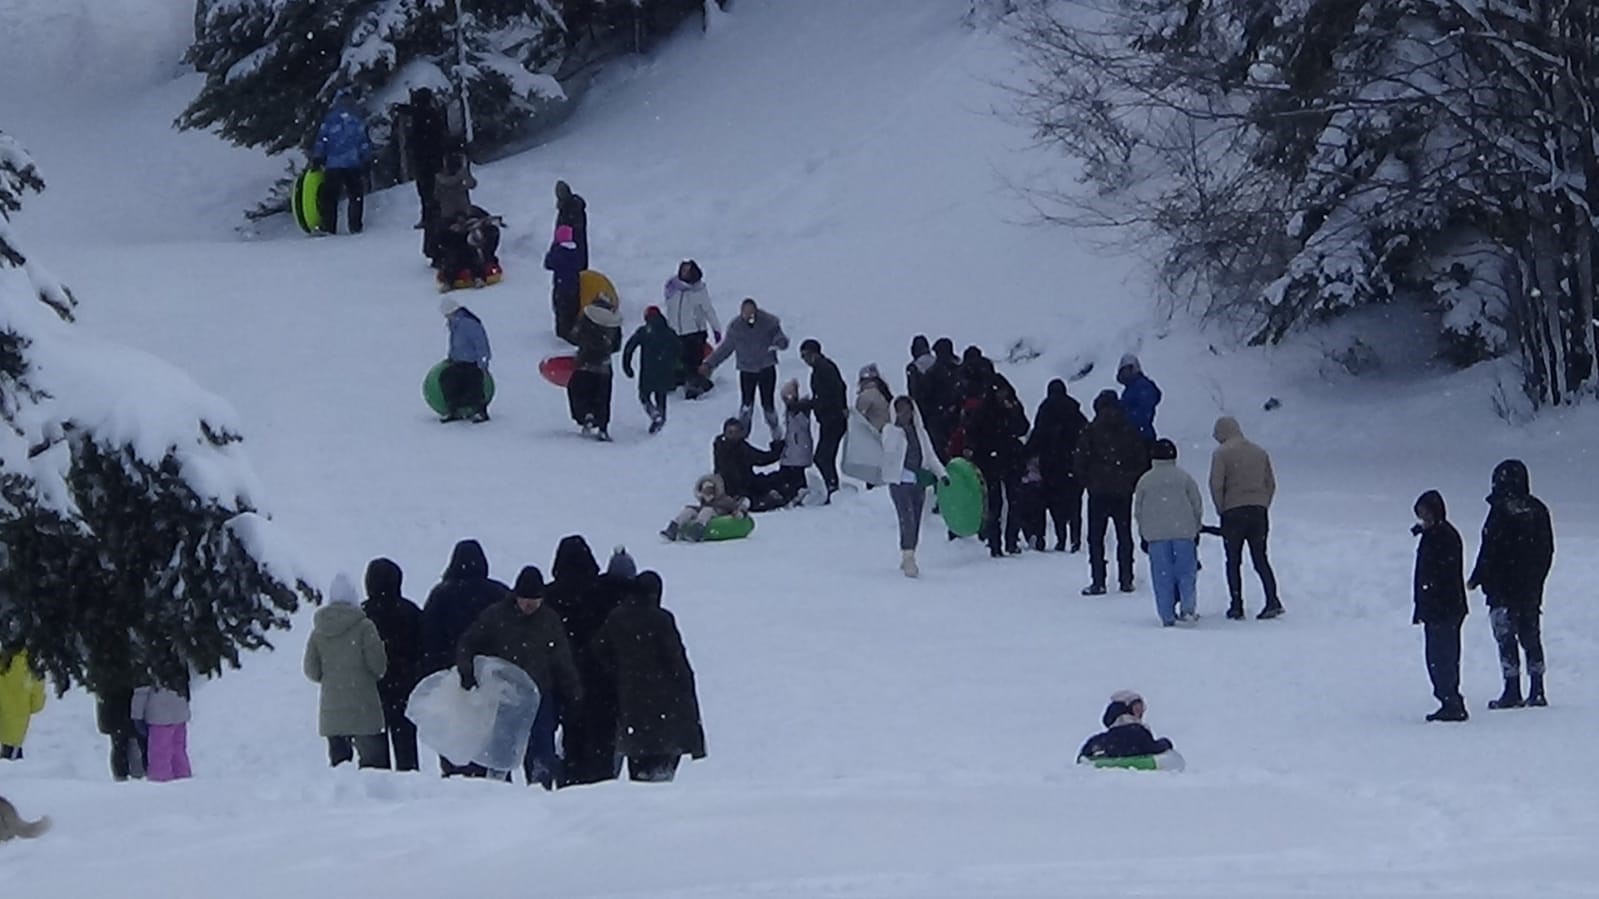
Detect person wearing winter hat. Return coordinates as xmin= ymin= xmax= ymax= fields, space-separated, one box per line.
xmin=701 ymin=298 xmax=790 ymax=444
xmin=457 ymin=565 xmax=583 ymax=788
xmin=855 ymin=363 xmax=894 ymax=432
xmin=304 ymin=573 xmax=390 ymax=769
xmin=439 ymin=297 xmax=492 ymax=423
xmin=1027 ymin=378 xmax=1089 ymax=552
xmin=1468 ymin=459 xmax=1555 ymax=709
xmin=1133 ymin=439 xmax=1204 ymax=626
xmin=1412 ymin=491 xmax=1469 ymax=722
xmin=553 ymin=180 xmax=588 ymax=267
xmin=361 ymin=558 xmax=422 ymax=770
xmin=1076 ymin=690 xmax=1176 ymax=763
xmin=773 ymin=379 xmax=815 ymax=506
xmin=1073 ymin=390 xmax=1151 ymax=594
xmin=1116 ymin=353 xmax=1162 ymax=442
xmin=623 ymin=304 xmax=681 ymax=434
xmin=568 ymin=298 xmax=623 ymax=440
xmin=544 ymin=222 xmax=586 ymax=341
xmin=663 ymin=260 xmax=720 ymax=396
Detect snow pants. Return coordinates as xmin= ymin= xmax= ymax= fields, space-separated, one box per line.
xmin=567 ymin=369 xmax=613 ymax=430
xmin=145 ymin=723 xmax=191 ymax=782
xmin=1087 ymin=492 xmax=1135 ymax=588
xmin=639 ymin=382 xmax=668 ymax=427
xmin=328 ymin=734 xmax=390 ymax=769
xmin=627 ymin=754 xmax=681 ymax=783
xmin=1148 ymin=538 xmax=1198 ymax=624
xmin=1423 ymin=622 xmax=1464 ymax=703
xmin=1221 ymin=505 xmax=1280 ymax=610
xmin=739 ymin=368 xmax=781 ymax=441
xmin=439 ymin=362 xmax=488 ymax=415
xmin=890 ymin=482 xmax=928 ymax=551
xmin=1489 ymin=606 xmax=1544 ymax=680
xmin=318 ymin=167 xmax=365 ymax=234
xmin=1045 ymin=477 xmax=1084 ymax=550
xmin=814 ymin=414 xmax=846 ymax=493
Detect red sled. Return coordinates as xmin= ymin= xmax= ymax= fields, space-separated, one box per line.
xmin=539 ymin=354 xmax=577 ymax=388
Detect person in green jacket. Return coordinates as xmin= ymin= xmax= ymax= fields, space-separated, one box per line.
xmin=304 ymin=573 xmax=390 ymax=769
xmin=623 ymin=305 xmax=681 ymax=434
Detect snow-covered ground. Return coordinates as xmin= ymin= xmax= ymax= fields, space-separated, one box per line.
xmin=4 ymin=1 xmax=1597 ymax=895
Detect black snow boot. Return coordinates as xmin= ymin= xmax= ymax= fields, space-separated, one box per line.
xmin=1226 ymin=601 xmax=1245 ymax=620
xmin=1526 ymin=675 xmax=1547 ymax=707
xmin=1081 ymin=583 xmax=1107 ymax=596
xmin=1257 ymin=603 xmax=1285 ymax=620
xmin=1426 ymin=698 xmax=1469 ymax=722
xmin=1487 ymin=680 xmax=1524 ymax=710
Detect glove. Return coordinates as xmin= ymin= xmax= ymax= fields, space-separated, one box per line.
xmin=1410 ymin=523 xmax=1424 ymax=537
xmin=458 ymin=669 xmax=477 ymax=691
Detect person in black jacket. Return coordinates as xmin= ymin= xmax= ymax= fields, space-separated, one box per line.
xmin=1412 ymin=491 xmax=1469 ymax=722
xmin=1467 ymin=459 xmax=1555 ymax=709
xmin=921 ymin=338 xmax=961 ymax=459
xmin=1077 ymin=690 xmax=1175 ymax=762
xmin=712 ymin=417 xmax=787 ymax=512
xmin=592 ymin=571 xmax=707 ymax=782
xmin=1074 ymin=391 xmax=1151 ymax=594
xmin=554 ymin=180 xmax=589 ymax=269
xmin=964 ymin=378 xmax=1030 ymax=558
xmin=400 ymin=87 xmax=447 ymax=230
xmin=546 ymin=537 xmax=625 ymax=787
xmin=419 ymin=539 xmax=509 ymax=776
xmin=1029 ymin=379 xmax=1089 ymax=552
xmin=362 ymin=558 xmax=423 ymax=770
xmin=799 ymin=339 xmax=848 ymax=496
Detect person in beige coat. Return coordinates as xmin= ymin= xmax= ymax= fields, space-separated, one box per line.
xmin=304 ymin=573 xmax=391 ymax=768
xmin=1209 ymin=416 xmax=1283 ymax=620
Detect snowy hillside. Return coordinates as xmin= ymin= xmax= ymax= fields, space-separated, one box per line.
xmin=4 ymin=1 xmax=1598 ymax=896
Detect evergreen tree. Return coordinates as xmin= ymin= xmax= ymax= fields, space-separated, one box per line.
xmin=0 ymin=130 xmax=311 ymax=694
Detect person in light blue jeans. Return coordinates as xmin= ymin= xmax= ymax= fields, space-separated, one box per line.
xmin=1133 ymin=439 xmax=1204 ymax=626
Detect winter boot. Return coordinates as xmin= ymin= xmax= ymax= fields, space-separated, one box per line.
xmin=1118 ymin=580 xmax=1136 ymax=594
xmin=1426 ymin=698 xmax=1469 ymax=722
xmin=680 ymin=523 xmax=707 ymax=543
xmin=596 ymin=428 xmax=612 ymax=442
xmin=900 ymin=550 xmax=919 ymax=579
xmin=648 ymin=416 xmax=665 ymax=435
xmin=1487 ymin=680 xmax=1524 ymax=710
xmin=1257 ymin=603 xmax=1285 ymax=620
xmin=660 ymin=522 xmax=680 ymax=542
xmin=1526 ymin=675 xmax=1547 ymax=707
xmin=1226 ymin=602 xmax=1245 ymax=620
xmin=1081 ymin=583 xmax=1107 ymax=596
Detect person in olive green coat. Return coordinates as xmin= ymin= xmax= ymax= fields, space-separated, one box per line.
xmin=304 ymin=573 xmax=390 ymax=769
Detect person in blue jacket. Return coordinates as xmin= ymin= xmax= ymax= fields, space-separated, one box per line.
xmin=311 ymin=89 xmax=373 ymax=235
xmin=1116 ymin=353 xmax=1162 ymax=442
xmin=1077 ymin=690 xmax=1175 ymax=762
xmin=439 ymin=296 xmax=491 ymax=423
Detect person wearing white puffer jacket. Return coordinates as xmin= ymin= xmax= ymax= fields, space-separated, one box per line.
xmin=663 ymin=260 xmax=720 ymax=396
xmin=882 ymin=396 xmax=948 ymax=578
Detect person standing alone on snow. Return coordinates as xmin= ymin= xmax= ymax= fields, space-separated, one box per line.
xmin=310 ymin=88 xmax=372 ymax=235
xmin=0 ymin=650 xmax=45 ymax=760
xmin=304 ymin=573 xmax=390 ymax=768
xmin=799 ymin=339 xmax=849 ymax=497
xmin=1074 ymin=390 xmax=1149 ymax=594
xmin=544 ymin=225 xmax=585 ymax=341
xmin=1116 ymin=354 xmax=1162 ymax=442
xmin=883 ymin=396 xmax=947 ymax=577
xmin=439 ymin=297 xmax=492 ymax=423
xmin=623 ymin=305 xmax=681 ymax=434
xmin=663 ymin=260 xmax=720 ymax=397
xmin=1133 ymin=439 xmax=1204 ymax=626
xmin=1411 ymin=491 xmax=1469 ymax=722
xmin=1468 ymin=460 xmax=1554 ymax=709
xmin=702 ymin=298 xmax=790 ymax=444
xmin=362 ymin=558 xmax=422 ymax=771
xmin=1209 ymin=416 xmax=1282 ymax=619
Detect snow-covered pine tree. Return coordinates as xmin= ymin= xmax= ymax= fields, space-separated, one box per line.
xmin=0 ymin=130 xmax=311 ymax=694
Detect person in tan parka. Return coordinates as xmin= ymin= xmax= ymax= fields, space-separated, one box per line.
xmin=0 ymin=650 xmax=46 ymax=760
xmin=1210 ymin=416 xmax=1283 ymax=620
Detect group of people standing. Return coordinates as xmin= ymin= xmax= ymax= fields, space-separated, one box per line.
xmin=302 ymin=537 xmax=705 ymax=787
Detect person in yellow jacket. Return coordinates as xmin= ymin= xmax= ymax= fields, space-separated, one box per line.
xmin=0 ymin=650 xmax=46 ymax=760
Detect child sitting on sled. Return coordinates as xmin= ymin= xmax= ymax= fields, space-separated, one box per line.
xmin=662 ymin=474 xmax=748 ymax=542
xmin=1077 ymin=690 xmax=1176 ymax=763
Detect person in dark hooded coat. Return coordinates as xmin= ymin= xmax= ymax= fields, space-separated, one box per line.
xmin=361 ymin=558 xmax=423 ymax=770
xmin=1077 ymin=690 xmax=1175 ymax=762
xmin=1468 ymin=459 xmax=1555 ymax=709
xmin=964 ymin=377 xmax=1030 ymax=557
xmin=1411 ymin=491 xmax=1468 ymax=722
xmin=1074 ymin=390 xmax=1151 ymax=594
xmin=920 ymin=338 xmax=962 ymax=459
xmin=1028 ymin=379 xmax=1089 ymax=552
xmin=592 ymin=571 xmax=706 ymax=782
xmin=545 ymin=536 xmax=624 ymax=786
xmin=419 ymin=539 xmax=510 ymax=776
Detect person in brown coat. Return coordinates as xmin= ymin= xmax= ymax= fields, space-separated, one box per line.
xmin=592 ymin=571 xmax=706 ymax=782
xmin=1073 ymin=390 xmax=1150 ymax=594
xmin=1209 ymin=416 xmax=1282 ymax=619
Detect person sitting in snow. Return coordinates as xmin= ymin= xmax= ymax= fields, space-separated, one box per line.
xmin=1077 ymin=690 xmax=1175 ymax=763
xmin=439 ymin=296 xmax=491 ymax=423
xmin=712 ymin=417 xmax=787 ymax=512
xmin=623 ymin=305 xmax=681 ymax=434
xmin=662 ymin=473 xmax=749 ymax=542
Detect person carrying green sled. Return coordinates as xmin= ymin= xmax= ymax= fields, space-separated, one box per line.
xmin=623 ymin=305 xmax=681 ymax=434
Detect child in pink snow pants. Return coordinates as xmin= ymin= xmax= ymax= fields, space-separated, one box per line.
xmin=131 ymin=681 xmax=192 ymax=782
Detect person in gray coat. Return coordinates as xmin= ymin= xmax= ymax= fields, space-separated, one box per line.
xmin=774 ymin=379 xmax=814 ymax=505
xmin=304 ymin=573 xmax=390 ymax=769
xmin=701 ymin=298 xmax=790 ymax=443
xmin=1133 ymin=439 xmax=1204 ymax=626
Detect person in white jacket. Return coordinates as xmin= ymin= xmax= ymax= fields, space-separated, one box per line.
xmin=1132 ymin=438 xmax=1205 ymax=626
xmin=882 ymin=396 xmax=948 ymax=578
xmin=662 ymin=260 xmax=720 ymax=396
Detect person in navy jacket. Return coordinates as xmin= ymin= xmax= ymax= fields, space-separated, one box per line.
xmin=1116 ymin=353 xmax=1162 ymax=442
xmin=1077 ymin=690 xmax=1175 ymax=761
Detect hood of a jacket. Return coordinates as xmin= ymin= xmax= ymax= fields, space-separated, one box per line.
xmin=552 ymin=535 xmax=599 ymax=584
xmin=446 ymin=539 xmax=489 ymax=581
xmin=364 ymin=558 xmax=402 ymax=601
xmin=327 ymin=573 xmax=359 ymax=606
xmin=313 ymin=602 xmax=369 ymax=639
xmin=1416 ymin=489 xmax=1448 ymax=523
xmin=695 ymin=473 xmax=728 ymax=499
xmin=631 ymin=571 xmax=665 ymax=608
xmin=1490 ymin=459 xmax=1530 ymax=501
xmin=583 ymin=300 xmax=622 ymax=329
xmin=1213 ymin=416 xmax=1244 ymax=444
